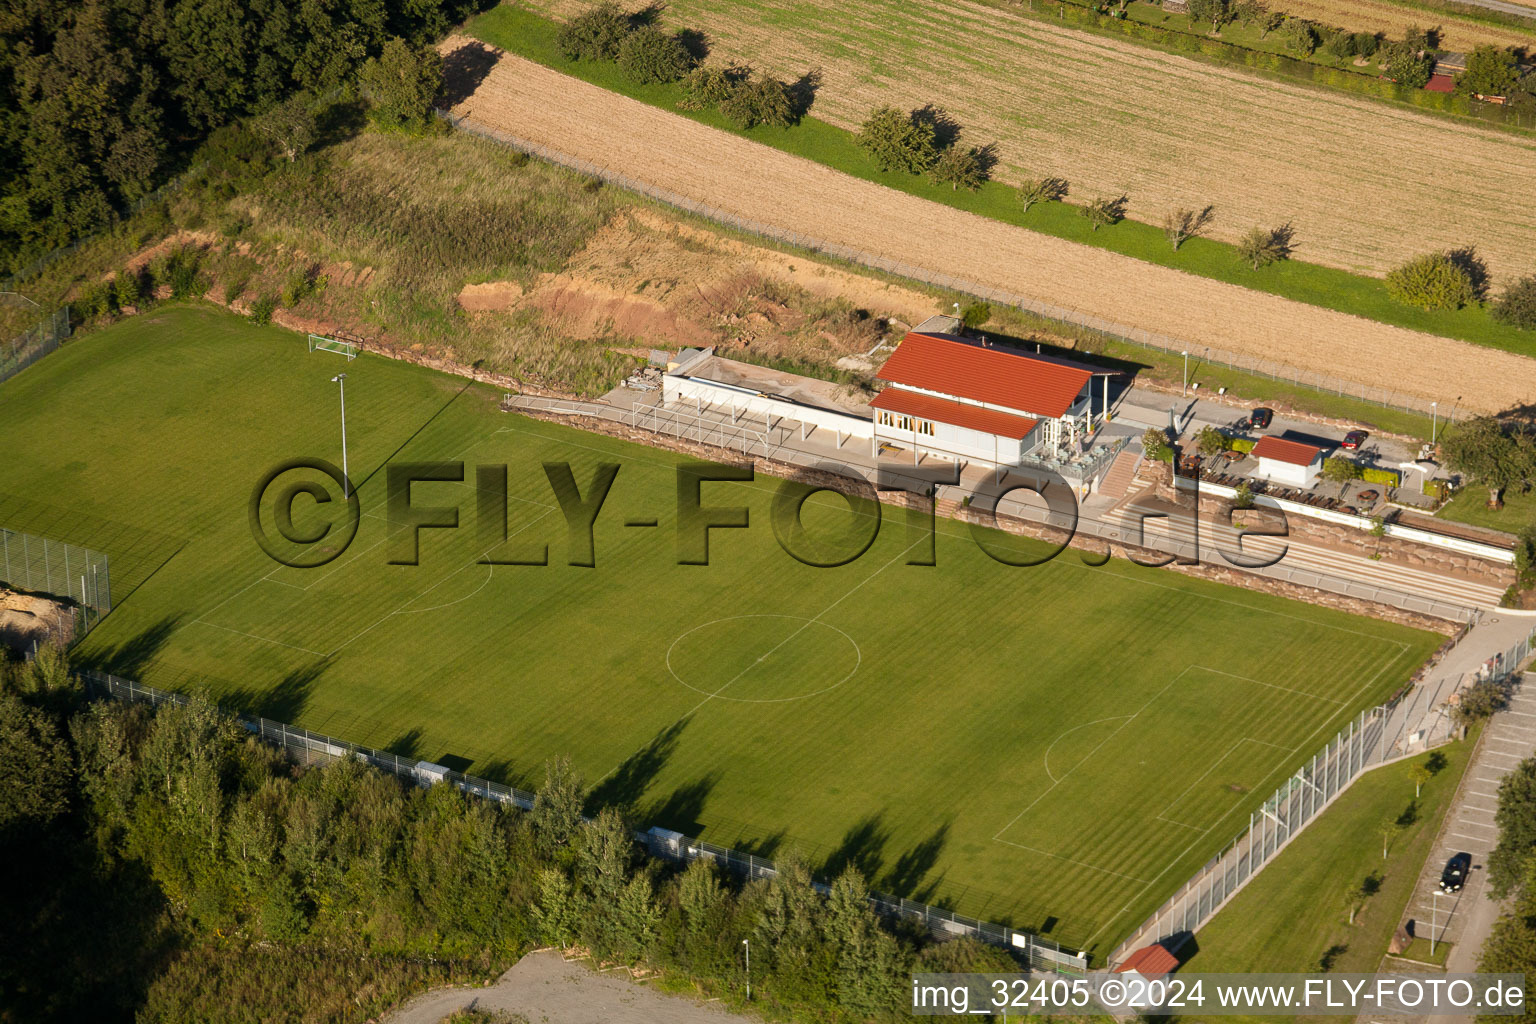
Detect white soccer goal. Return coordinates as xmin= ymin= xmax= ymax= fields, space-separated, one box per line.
xmin=308 ymin=334 xmax=358 ymax=360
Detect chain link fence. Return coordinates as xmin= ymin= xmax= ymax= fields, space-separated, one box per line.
xmin=1 ymin=527 xmax=111 ymax=635
xmin=444 ymin=110 xmax=1461 ymax=422
xmin=1111 ymin=626 xmax=1536 ymax=964
xmin=1 ymin=306 xmax=72 ymax=387
xmin=81 ymin=667 xmax=1086 ymax=970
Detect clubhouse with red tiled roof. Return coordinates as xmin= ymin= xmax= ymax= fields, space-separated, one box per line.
xmin=871 ymin=317 xmax=1110 ymax=468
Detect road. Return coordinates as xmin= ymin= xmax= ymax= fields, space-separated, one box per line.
xmin=383 ymin=949 xmax=752 ymax=1024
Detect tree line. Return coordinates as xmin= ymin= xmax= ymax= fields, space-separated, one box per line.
xmin=0 ymin=0 xmax=470 ymax=274
xmin=0 ymin=649 xmax=1022 ymax=1023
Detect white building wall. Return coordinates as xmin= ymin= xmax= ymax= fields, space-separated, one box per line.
xmin=1253 ymin=456 xmax=1320 ymax=488
xmin=663 ymin=374 xmax=874 ymax=439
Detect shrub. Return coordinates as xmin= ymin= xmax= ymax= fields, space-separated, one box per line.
xmin=1353 ymin=32 xmax=1379 ymax=57
xmin=1230 ymin=437 xmax=1257 ymax=454
xmin=249 ymin=294 xmax=277 ymax=325
xmin=720 ymin=74 xmax=793 ymax=129
xmin=558 ymin=2 xmax=630 ymax=61
xmin=681 ymin=63 xmax=748 ymax=109
xmin=856 ymin=106 xmax=937 ymax=173
xmin=1422 ymin=478 xmax=1451 ymax=501
xmin=164 ymin=248 xmax=205 ymax=300
xmin=617 ymin=26 xmax=692 ymax=84
xmin=1492 ymin=275 xmax=1536 ymax=330
xmin=1081 ymin=195 xmax=1127 ymax=231
xmin=112 ymin=268 xmax=143 ymax=309
xmin=75 ymin=281 xmax=117 ymax=319
xmin=1018 ymin=176 xmax=1068 ymax=211
xmin=1142 ymin=426 xmax=1172 ymax=461
xmin=1515 ymin=524 xmax=1536 ymax=588
xmin=223 ymin=273 xmax=251 ymax=305
xmin=1360 ymin=466 xmax=1401 ymax=487
xmin=1321 ymin=455 xmax=1363 ymax=485
xmin=960 ymin=302 xmax=991 ymax=327
xmin=1385 ymin=251 xmax=1477 ymax=310
xmin=1234 ymin=481 xmax=1255 ymax=508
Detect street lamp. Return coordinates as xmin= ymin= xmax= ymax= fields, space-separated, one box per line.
xmin=331 ymin=373 xmax=349 ymax=497
xmin=743 ymin=938 xmax=751 ymax=1002
xmin=1181 ymin=350 xmax=1190 ymax=397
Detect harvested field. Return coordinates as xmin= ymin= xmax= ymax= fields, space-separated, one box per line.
xmin=1260 ymin=0 xmax=1536 ymax=48
xmin=439 ymin=40 xmax=1536 ymax=414
xmin=517 ymin=0 xmax=1536 ymax=282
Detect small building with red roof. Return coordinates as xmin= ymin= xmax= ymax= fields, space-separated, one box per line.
xmin=872 ymin=318 xmax=1105 ymax=467
xmin=1250 ymin=435 xmax=1324 ymax=488
xmin=1113 ymin=943 xmax=1179 ymax=983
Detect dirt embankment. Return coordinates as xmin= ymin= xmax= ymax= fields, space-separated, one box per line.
xmin=438 ymin=38 xmax=1536 ymax=415
xmin=0 ymin=588 xmax=72 ymax=652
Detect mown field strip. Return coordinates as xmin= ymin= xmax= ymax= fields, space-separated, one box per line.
xmin=441 ymin=41 xmax=1536 ymax=413
xmin=526 ymin=0 xmax=1536 ymax=282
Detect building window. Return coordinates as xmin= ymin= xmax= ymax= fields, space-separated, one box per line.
xmin=898 ymin=415 xmax=914 ymax=431
xmin=877 ymin=411 xmax=894 ymax=427
xmin=917 ymin=419 xmax=934 ymax=435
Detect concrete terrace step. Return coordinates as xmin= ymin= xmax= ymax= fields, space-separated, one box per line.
xmin=1095 ymin=448 xmax=1142 ymax=504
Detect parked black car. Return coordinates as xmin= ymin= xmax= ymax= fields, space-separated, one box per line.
xmin=1440 ymin=852 xmax=1472 ymax=893
xmin=1250 ymin=407 xmax=1274 ymax=429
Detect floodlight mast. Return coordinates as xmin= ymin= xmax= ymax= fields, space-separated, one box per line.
xmin=332 ymin=373 xmax=349 ymax=497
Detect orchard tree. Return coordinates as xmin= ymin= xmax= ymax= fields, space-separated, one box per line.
xmin=1384 ymin=48 xmax=1434 ymax=88
xmin=1081 ymin=195 xmax=1127 ymax=231
xmin=1164 ymin=205 xmax=1215 ymax=250
xmin=856 ymin=106 xmax=937 ymax=173
xmin=1439 ymin=416 xmax=1536 ymax=508
xmin=930 ymin=145 xmax=989 ymax=191
xmin=720 ymin=73 xmax=794 ymax=129
xmin=1018 ymin=176 xmax=1069 ymax=211
xmin=1237 ymin=224 xmax=1292 ymax=269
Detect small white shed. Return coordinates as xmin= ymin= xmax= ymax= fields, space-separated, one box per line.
xmin=1250 ymin=436 xmax=1323 ymax=488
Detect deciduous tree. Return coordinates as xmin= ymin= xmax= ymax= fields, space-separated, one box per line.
xmin=855 ymin=106 xmax=937 ymax=173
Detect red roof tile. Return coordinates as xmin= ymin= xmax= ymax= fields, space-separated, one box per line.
xmin=871 ymin=387 xmax=1038 ymax=440
xmin=1425 ymin=74 xmax=1455 ymax=93
xmin=876 ymin=333 xmax=1093 ymax=419
xmin=1251 ymin=435 xmax=1322 ymax=466
xmin=1115 ymin=944 xmax=1179 ymax=979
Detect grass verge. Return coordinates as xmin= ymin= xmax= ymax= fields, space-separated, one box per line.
xmin=1187 ymin=730 xmax=1477 ymax=986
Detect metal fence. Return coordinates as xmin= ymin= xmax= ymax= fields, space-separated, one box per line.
xmin=1 ymin=306 xmax=72 ymax=387
xmin=504 ymin=392 xmax=1480 ymax=623
xmin=1 ymin=527 xmax=111 ymax=634
xmin=1110 ymin=625 xmax=1536 ymax=964
xmin=445 ymin=110 xmax=1461 ymax=422
xmin=82 ymin=667 xmax=1086 ymax=972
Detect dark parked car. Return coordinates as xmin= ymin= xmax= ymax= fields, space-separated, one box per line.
xmin=1440 ymin=852 xmax=1472 ymax=893
xmin=1342 ymin=430 xmax=1368 ymax=450
xmin=1250 ymin=407 xmax=1274 ymax=429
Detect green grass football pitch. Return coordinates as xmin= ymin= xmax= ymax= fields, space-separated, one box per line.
xmin=0 ymin=305 xmax=1441 ymax=955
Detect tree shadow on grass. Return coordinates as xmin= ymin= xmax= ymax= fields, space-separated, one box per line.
xmin=85 ymin=615 xmax=184 ymax=680
xmin=218 ymin=659 xmax=326 ymax=723
xmin=587 ymin=717 xmax=690 ymax=814
xmin=822 ymin=812 xmax=892 ymax=882
xmin=644 ymin=771 xmax=720 ymax=835
xmin=382 ymin=728 xmax=424 ymax=760
xmin=880 ymin=821 xmax=951 ymax=902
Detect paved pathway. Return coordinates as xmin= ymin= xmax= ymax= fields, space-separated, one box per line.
xmin=382 ymin=949 xmax=751 ymax=1024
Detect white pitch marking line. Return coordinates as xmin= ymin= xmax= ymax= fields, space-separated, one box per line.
xmin=990 ymin=839 xmax=1153 ymax=884
xmin=188 ymin=618 xmax=329 ymax=658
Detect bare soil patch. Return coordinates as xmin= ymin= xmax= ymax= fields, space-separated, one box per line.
xmin=0 ymin=588 xmax=72 ymax=652
xmin=439 ymin=41 xmax=1536 ymax=414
